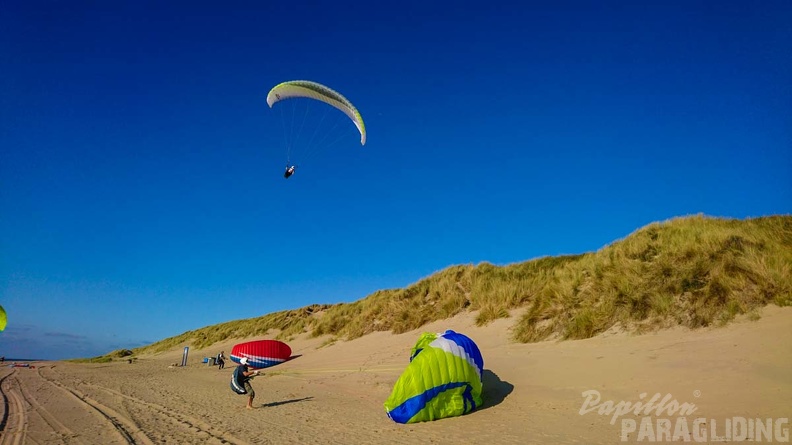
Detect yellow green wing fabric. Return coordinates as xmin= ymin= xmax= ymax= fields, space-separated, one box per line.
xmin=266 ymin=80 xmax=366 ymax=145
xmin=384 ymin=330 xmax=484 ymax=423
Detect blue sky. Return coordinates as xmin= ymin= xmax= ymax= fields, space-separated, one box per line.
xmin=2 ymin=1 xmax=790 ymax=360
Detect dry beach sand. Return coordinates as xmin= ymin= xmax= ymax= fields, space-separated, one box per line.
xmin=1 ymin=306 xmax=790 ymax=444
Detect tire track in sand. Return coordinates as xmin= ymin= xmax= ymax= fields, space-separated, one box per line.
xmin=34 ymin=368 xmax=153 ymax=445
xmin=15 ymin=370 xmax=80 ymax=444
xmin=0 ymin=373 xmax=10 ymax=436
xmin=79 ymin=383 xmax=247 ymax=445
xmin=0 ymin=371 xmax=28 ymax=445
xmin=40 ymin=367 xmax=247 ymax=445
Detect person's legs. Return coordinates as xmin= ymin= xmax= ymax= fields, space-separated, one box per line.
xmin=244 ymin=382 xmax=256 ymax=408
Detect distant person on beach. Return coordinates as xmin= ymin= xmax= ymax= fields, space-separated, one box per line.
xmin=233 ymin=357 xmax=260 ymax=409
xmin=217 ymin=351 xmax=225 ymax=370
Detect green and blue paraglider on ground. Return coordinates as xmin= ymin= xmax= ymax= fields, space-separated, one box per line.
xmin=384 ymin=330 xmax=484 ymax=424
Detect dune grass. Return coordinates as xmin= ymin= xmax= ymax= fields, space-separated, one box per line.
xmin=134 ymin=304 xmax=332 ymax=355
xmin=127 ymin=214 xmax=790 ymax=358
xmin=511 ymin=214 xmax=792 ymax=341
xmin=68 ymin=348 xmax=133 ymax=363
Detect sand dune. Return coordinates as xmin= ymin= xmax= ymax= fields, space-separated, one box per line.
xmin=1 ymin=306 xmax=790 ymax=444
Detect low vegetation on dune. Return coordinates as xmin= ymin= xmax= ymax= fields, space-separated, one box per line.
xmin=69 ymin=348 xmax=134 ymax=363
xmin=129 ymin=214 xmax=790 ymax=358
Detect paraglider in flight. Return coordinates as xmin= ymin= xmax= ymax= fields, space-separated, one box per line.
xmin=0 ymin=305 xmax=6 ymax=332
xmin=384 ymin=330 xmax=484 ymax=424
xmin=266 ymin=80 xmax=366 ymax=177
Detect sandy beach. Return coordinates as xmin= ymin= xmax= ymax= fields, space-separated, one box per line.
xmin=2 ymin=306 xmax=790 ymax=445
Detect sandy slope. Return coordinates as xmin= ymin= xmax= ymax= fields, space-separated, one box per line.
xmin=1 ymin=306 xmax=790 ymax=444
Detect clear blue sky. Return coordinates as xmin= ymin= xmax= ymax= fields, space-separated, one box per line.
xmin=2 ymin=1 xmax=790 ymax=360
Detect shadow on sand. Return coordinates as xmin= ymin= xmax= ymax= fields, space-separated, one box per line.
xmin=478 ymin=369 xmax=514 ymax=411
xmin=261 ymin=396 xmax=314 ymax=408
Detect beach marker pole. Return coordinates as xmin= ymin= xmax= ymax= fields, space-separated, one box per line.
xmin=181 ymin=347 xmax=189 ymax=367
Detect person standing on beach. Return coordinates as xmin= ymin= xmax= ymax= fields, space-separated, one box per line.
xmin=217 ymin=351 xmax=225 ymax=370
xmin=233 ymin=357 xmax=260 ymax=409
